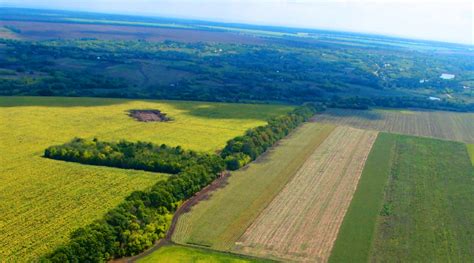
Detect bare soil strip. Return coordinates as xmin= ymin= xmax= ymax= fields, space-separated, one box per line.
xmin=235 ymin=127 xmax=378 ymax=262
xmin=128 ymin=109 xmax=170 ymax=122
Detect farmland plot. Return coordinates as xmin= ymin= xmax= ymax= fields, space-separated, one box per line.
xmin=0 ymin=96 xmax=289 ymax=261
xmin=235 ymin=127 xmax=378 ymax=262
xmin=316 ymin=108 xmax=474 ymax=143
xmin=172 ymin=123 xmax=335 ymax=250
xmin=330 ymin=134 xmax=474 ymax=262
xmin=370 ymin=136 xmax=474 ymax=262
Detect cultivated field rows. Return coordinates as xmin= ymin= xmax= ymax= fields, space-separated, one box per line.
xmin=235 ymin=126 xmax=378 ymax=262
xmin=316 ymin=109 xmax=474 ymax=143
xmin=172 ymin=123 xmax=336 ymax=250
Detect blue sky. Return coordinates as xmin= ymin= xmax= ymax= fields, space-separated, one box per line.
xmin=2 ymin=0 xmax=473 ymax=45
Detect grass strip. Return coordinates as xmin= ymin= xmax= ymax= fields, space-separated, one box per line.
xmin=138 ymin=245 xmax=273 ymax=263
xmin=467 ymin=144 xmax=474 ymax=166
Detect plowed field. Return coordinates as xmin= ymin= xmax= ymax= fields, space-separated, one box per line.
xmin=316 ymin=108 xmax=474 ymax=143
xmin=236 ymin=127 xmax=378 ymax=262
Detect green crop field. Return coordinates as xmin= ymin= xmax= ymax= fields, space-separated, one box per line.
xmin=0 ymin=96 xmax=290 ymax=261
xmin=330 ymin=134 xmax=474 ymax=262
xmin=329 ymin=133 xmax=397 ymax=263
xmin=467 ymin=144 xmax=474 ymax=165
xmin=371 ymin=136 xmax=474 ymax=262
xmin=172 ymin=123 xmax=335 ymax=251
xmin=317 ymin=108 xmax=474 ymax=143
xmin=137 ymin=245 xmax=271 ymax=263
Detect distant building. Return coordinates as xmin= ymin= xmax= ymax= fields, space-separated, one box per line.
xmin=440 ymin=73 xmax=455 ymax=80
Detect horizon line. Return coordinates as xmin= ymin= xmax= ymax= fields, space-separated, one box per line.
xmin=1 ymin=5 xmax=473 ymax=47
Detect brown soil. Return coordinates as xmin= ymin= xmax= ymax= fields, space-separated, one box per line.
xmin=128 ymin=110 xmax=170 ymax=122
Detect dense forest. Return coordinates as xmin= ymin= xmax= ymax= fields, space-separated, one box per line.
xmin=41 ymin=104 xmax=320 ymax=262
xmin=1 ymin=37 xmax=473 ymax=111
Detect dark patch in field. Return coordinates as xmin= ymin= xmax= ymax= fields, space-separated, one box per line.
xmin=128 ymin=109 xmax=171 ymax=122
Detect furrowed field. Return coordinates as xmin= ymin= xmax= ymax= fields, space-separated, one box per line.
xmin=317 ymin=108 xmax=474 ymax=143
xmin=172 ymin=123 xmax=335 ymax=251
xmin=330 ymin=134 xmax=474 ymax=262
xmin=236 ymin=127 xmax=378 ymax=262
xmin=0 ymin=96 xmax=290 ymax=261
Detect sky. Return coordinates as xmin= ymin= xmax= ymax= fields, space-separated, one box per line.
xmin=2 ymin=0 xmax=473 ymax=45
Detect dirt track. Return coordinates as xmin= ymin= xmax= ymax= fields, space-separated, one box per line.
xmin=110 ymin=172 xmax=231 ymax=263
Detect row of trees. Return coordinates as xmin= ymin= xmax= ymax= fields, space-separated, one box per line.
xmin=44 ymin=138 xmax=223 ymax=174
xmin=221 ymin=103 xmax=325 ymax=170
xmin=43 ymin=163 xmax=223 ymax=262
xmin=41 ymin=105 xmax=316 ymax=262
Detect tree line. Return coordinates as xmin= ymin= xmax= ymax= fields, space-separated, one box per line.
xmin=221 ymin=103 xmax=324 ymax=170
xmin=44 ymin=138 xmax=222 ymax=174
xmin=41 ymin=104 xmax=320 ymax=262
